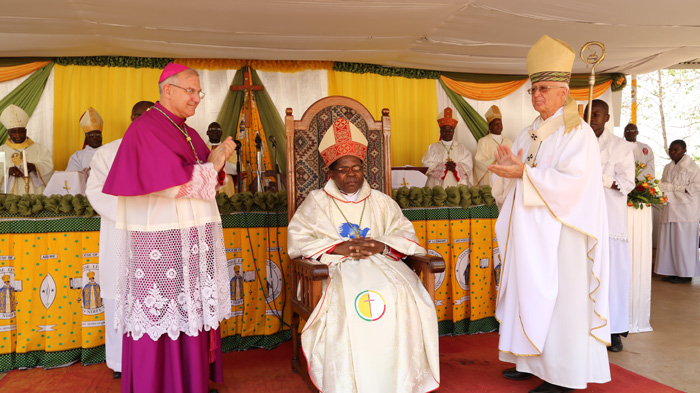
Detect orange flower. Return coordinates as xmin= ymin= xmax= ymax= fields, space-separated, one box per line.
xmin=640 ymin=163 xmax=646 ymax=168
xmin=646 ymin=174 xmax=653 ymax=180
xmin=627 ymin=201 xmax=634 ymax=206
xmin=650 ymin=188 xmax=656 ymax=195
xmin=646 ymin=203 xmax=651 ymax=207
xmin=642 ymin=182 xmax=649 ymax=188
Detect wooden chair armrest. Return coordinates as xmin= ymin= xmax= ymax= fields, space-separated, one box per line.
xmin=403 ymin=254 xmax=445 ymax=303
xmin=290 ymin=257 xmax=329 ymax=320
xmin=404 ymin=254 xmax=446 ymax=274
xmin=291 ymin=257 xmax=329 ymax=280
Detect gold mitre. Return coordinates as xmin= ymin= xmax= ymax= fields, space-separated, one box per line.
xmin=485 ymin=105 xmax=502 ymax=124
xmin=318 ymin=117 xmax=368 ymax=167
xmin=1 ymin=104 xmax=29 ymax=130
xmin=527 ymin=35 xmax=575 ymax=84
xmin=2 ymin=274 xmax=9 ymax=282
xmin=87 ymin=271 xmax=96 ymax=278
xmin=79 ymin=107 xmax=103 ymax=133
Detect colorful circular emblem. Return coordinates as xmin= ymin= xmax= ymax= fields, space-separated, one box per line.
xmin=642 ymin=148 xmax=648 ymax=155
xmin=354 ymin=290 xmax=386 ymax=321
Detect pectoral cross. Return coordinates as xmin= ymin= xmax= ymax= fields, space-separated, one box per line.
xmin=63 ymin=181 xmax=71 ymax=192
xmin=230 ymin=66 xmax=264 ymax=129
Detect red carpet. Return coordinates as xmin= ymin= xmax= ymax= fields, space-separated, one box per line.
xmin=0 ymin=333 xmax=682 ymax=392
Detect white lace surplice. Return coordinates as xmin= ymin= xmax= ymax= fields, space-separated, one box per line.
xmin=114 ymin=163 xmax=230 ymax=341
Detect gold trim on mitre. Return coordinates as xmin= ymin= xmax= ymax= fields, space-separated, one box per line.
xmin=485 ymin=105 xmax=502 ymax=124
xmin=318 ymin=117 xmax=368 ymax=167
xmin=79 ymin=107 xmax=103 ymax=133
xmin=527 ymin=35 xmax=575 ymax=84
xmin=437 ymin=107 xmax=458 ymax=128
xmin=527 ymin=35 xmax=581 ymax=133
xmin=0 ymin=104 xmax=29 ymax=130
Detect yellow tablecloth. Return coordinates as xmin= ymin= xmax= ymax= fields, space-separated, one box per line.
xmin=0 ymin=206 xmax=499 ymax=371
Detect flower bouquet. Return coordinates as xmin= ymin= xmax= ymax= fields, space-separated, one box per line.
xmin=627 ymin=162 xmax=667 ymax=209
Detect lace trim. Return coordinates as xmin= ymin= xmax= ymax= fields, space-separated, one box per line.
xmin=176 ymin=163 xmax=218 ymax=200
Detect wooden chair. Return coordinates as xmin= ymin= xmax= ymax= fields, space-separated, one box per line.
xmin=284 ymin=96 xmax=445 ymax=391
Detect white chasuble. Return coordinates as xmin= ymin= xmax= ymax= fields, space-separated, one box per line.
xmin=492 ymin=107 xmax=610 ymax=388
xmin=1 ymin=139 xmax=54 ymax=195
xmin=474 ymin=134 xmax=513 ymax=186
xmin=288 ymin=180 xmax=440 ymax=393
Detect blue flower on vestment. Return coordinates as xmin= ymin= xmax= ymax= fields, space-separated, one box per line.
xmin=339 ymin=223 xmax=370 ymax=239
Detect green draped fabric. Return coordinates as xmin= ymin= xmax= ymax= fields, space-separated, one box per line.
xmin=438 ymin=78 xmax=489 ymax=141
xmin=442 ymin=71 xmax=627 ymax=91
xmin=216 ymin=67 xmax=287 ymax=174
xmin=0 ymin=62 xmax=55 ymax=144
xmin=0 ymin=58 xmax=53 ymax=67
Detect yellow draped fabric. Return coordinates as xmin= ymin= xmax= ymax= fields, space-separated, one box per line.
xmin=236 ymin=98 xmax=275 ymax=192
xmin=328 ymin=70 xmax=437 ymax=167
xmin=175 ymin=59 xmax=334 ymax=72
xmin=569 ymin=80 xmax=612 ymax=101
xmin=440 ymin=76 xmax=527 ymax=101
xmin=53 ymin=65 xmax=161 ymax=171
xmin=0 ymin=62 xmax=51 ymax=83
xmin=441 ymin=75 xmax=610 ymax=101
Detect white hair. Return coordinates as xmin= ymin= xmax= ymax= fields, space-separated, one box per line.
xmin=158 ymin=68 xmax=199 ymax=95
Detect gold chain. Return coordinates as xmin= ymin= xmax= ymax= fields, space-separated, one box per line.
xmin=152 ymin=106 xmax=203 ymax=164
xmin=331 ymin=197 xmax=367 ymax=238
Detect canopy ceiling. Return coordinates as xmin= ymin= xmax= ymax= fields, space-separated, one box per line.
xmin=3 ymin=0 xmax=700 ymax=75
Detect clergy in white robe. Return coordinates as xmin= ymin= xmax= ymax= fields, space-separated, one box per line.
xmin=206 ymin=121 xmax=238 ymax=196
xmin=489 ymin=35 xmax=610 ymax=392
xmin=0 ymin=104 xmax=53 ymax=195
xmin=66 ymin=107 xmax=104 ymax=172
xmin=85 ymin=101 xmax=153 ymax=377
xmin=655 ymin=140 xmax=700 ymax=283
xmin=623 ymin=123 xmax=655 ymax=180
xmin=288 ymin=117 xmax=440 ymax=393
xmin=586 ymin=100 xmax=636 ymax=351
xmin=474 ymin=105 xmax=513 ymax=186
xmin=422 ymin=107 xmax=473 ymax=187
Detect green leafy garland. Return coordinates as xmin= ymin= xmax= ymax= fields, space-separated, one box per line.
xmin=392 ymin=185 xmax=495 ymax=208
xmin=55 ymin=56 xmax=173 ymax=69
xmin=0 ymin=191 xmax=289 ymax=218
xmin=0 ymin=194 xmax=95 ymax=217
xmin=333 ymin=62 xmax=440 ymax=80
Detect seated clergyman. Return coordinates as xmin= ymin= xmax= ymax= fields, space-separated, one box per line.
xmin=287 ymin=117 xmax=440 ymax=393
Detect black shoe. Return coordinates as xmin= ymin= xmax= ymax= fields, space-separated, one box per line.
xmin=608 ymin=334 xmax=623 ymax=352
xmin=661 ymin=275 xmax=678 ymax=282
xmin=112 ymin=371 xmax=121 ymax=379
xmin=670 ymin=276 xmax=692 ymax=284
xmin=529 ymin=382 xmax=574 ymax=393
xmin=502 ymin=367 xmax=533 ymax=380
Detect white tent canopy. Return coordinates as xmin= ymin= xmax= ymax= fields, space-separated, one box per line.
xmin=2 ymin=0 xmax=700 ymax=75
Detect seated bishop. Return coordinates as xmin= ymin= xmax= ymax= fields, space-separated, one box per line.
xmin=66 ymin=107 xmax=103 ymax=174
xmin=422 ymin=108 xmax=473 ymax=187
xmin=287 ymin=117 xmax=440 ymax=392
xmin=0 ymin=104 xmax=54 ymax=194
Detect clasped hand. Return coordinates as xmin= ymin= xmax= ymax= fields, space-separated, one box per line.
xmin=333 ymin=238 xmax=385 ymax=259
xmin=207 ymin=136 xmax=236 ymax=172
xmin=8 ymin=163 xmax=36 ymax=177
xmin=488 ymin=145 xmax=525 ymax=179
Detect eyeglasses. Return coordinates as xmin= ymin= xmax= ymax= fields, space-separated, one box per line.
xmin=169 ymin=84 xmax=206 ymax=99
xmin=332 ymin=165 xmax=363 ymax=174
xmin=527 ymin=86 xmax=565 ymax=95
